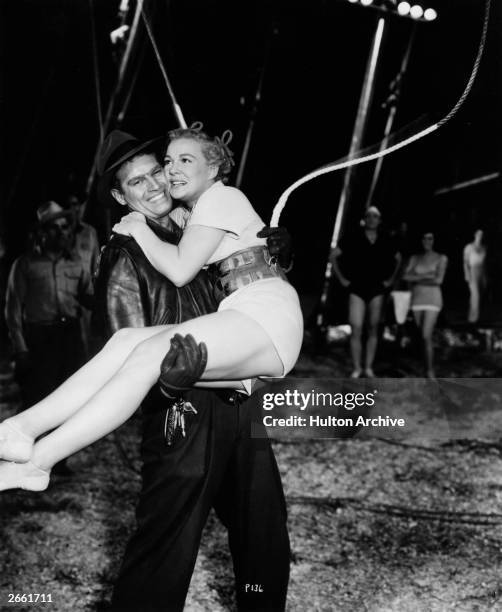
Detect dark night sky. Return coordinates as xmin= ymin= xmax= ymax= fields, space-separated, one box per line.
xmin=1 ymin=0 xmax=500 ymax=298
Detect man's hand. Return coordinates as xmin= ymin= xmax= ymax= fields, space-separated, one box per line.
xmin=257 ymin=226 xmax=293 ymax=271
xmin=159 ymin=333 xmax=208 ymax=396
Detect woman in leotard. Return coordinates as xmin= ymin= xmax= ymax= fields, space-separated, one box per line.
xmin=403 ymin=231 xmax=448 ymax=378
xmin=0 ymin=127 xmax=303 ymax=491
xmin=463 ymin=229 xmax=486 ymax=324
xmin=331 ymin=206 xmax=401 ymax=378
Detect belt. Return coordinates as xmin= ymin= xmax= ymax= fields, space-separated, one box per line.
xmin=207 ymin=246 xmax=287 ymax=303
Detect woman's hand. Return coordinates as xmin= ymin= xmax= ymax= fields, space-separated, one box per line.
xmin=112 ymin=211 xmax=147 ymax=237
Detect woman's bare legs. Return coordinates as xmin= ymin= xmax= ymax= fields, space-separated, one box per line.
xmin=364 ymin=295 xmax=385 ymax=378
xmin=0 ymin=310 xmax=283 ymax=490
xmin=413 ymin=310 xmax=439 ymax=378
xmin=348 ymin=294 xmax=365 ymax=378
xmin=0 ymin=325 xmax=172 ymax=461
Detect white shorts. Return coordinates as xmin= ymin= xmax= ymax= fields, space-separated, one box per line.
xmin=218 ymin=277 xmax=304 ymax=375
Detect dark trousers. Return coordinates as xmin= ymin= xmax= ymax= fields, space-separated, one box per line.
xmin=16 ymin=319 xmax=85 ymax=408
xmin=111 ymin=388 xmax=290 ymax=612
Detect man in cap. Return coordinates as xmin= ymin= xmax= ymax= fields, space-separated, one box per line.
xmin=5 ymin=201 xmax=94 ymax=475
xmin=92 ymin=131 xmax=290 ymax=611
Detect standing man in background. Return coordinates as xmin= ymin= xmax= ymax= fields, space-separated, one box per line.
xmin=4 ymin=200 xmax=93 ymax=475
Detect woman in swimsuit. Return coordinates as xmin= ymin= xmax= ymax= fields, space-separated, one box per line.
xmin=403 ymin=231 xmax=448 ymax=378
xmin=463 ymin=229 xmax=486 ymax=324
xmin=331 ymin=206 xmax=401 ymax=378
xmin=0 ymin=126 xmax=304 ymax=491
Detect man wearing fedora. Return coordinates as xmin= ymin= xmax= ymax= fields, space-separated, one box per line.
xmin=92 ymin=130 xmax=290 ymax=612
xmin=5 ymin=201 xmax=94 ymax=475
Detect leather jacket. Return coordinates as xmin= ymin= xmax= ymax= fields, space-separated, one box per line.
xmin=92 ymin=218 xmax=218 ymax=340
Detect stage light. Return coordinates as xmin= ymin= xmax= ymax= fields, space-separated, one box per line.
xmin=347 ymin=0 xmax=359 ymax=3
xmin=410 ymin=4 xmax=424 ymax=19
xmin=424 ymin=8 xmax=437 ymax=21
xmin=360 ymin=0 xmax=374 ymax=5
xmin=397 ymin=1 xmax=411 ymax=15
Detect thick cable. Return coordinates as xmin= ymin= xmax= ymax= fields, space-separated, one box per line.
xmin=288 ymin=495 xmax=502 ymax=526
xmin=85 ymin=0 xmax=145 ymax=197
xmin=140 ymin=7 xmax=187 ymax=128
xmin=271 ymin=0 xmax=491 ymax=226
xmin=88 ymin=0 xmax=104 ymax=141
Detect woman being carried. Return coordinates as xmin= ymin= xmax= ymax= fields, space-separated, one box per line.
xmin=0 ymin=126 xmax=303 ymax=491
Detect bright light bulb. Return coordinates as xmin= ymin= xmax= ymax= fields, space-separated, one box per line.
xmin=410 ymin=4 xmax=424 ymax=18
xmin=424 ymin=8 xmax=437 ymax=20
xmin=397 ymin=1 xmax=411 ymax=15
xmin=360 ymin=0 xmax=373 ymax=6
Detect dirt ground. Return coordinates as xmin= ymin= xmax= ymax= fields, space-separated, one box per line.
xmin=1 ymin=336 xmax=502 ymax=611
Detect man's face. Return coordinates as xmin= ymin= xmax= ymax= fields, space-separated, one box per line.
xmin=43 ymin=217 xmax=73 ymax=252
xmin=364 ymin=211 xmax=381 ymax=230
xmin=112 ymin=153 xmax=172 ymax=220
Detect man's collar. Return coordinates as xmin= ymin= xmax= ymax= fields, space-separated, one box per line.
xmin=145 ymin=216 xmax=182 ymax=242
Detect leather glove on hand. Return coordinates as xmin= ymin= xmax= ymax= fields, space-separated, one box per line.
xmin=159 ymin=333 xmax=208 ymax=397
xmin=257 ymin=226 xmax=293 ymax=271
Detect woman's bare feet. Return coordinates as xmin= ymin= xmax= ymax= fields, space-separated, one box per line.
xmin=0 ymin=460 xmax=50 ymax=492
xmin=0 ymin=421 xmax=34 ymax=462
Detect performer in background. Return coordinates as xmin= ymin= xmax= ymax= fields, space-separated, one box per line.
xmin=331 ymin=206 xmax=401 ymax=378
xmin=403 ymin=231 xmax=448 ymax=379
xmin=463 ymin=228 xmax=486 ymax=324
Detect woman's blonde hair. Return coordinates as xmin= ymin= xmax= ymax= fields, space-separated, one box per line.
xmin=167 ymin=124 xmax=235 ymax=183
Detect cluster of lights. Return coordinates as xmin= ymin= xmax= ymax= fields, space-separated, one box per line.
xmin=346 ymin=0 xmax=437 ymax=21
xmin=397 ymin=2 xmax=437 ymax=20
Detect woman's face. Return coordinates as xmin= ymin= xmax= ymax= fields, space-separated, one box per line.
xmin=474 ymin=229 xmax=483 ymax=242
xmin=422 ymin=233 xmax=434 ymax=251
xmin=364 ymin=211 xmax=381 ymax=230
xmin=164 ymin=138 xmax=217 ymax=205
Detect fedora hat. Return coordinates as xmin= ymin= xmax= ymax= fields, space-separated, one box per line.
xmin=36 ymin=201 xmax=72 ymax=225
xmin=96 ymin=130 xmax=164 ymax=206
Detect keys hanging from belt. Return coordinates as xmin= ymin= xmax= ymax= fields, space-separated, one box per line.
xmin=163 ymin=397 xmax=198 ymax=446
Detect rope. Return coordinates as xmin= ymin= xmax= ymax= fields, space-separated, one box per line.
xmin=117 ymin=40 xmax=147 ymax=124
xmin=85 ymin=0 xmax=145 ymax=197
xmin=88 ymin=0 xmax=104 ymax=140
xmin=287 ymin=495 xmax=502 ymax=526
xmin=140 ymin=7 xmax=187 ymax=128
xmin=270 ymin=0 xmax=492 ymax=226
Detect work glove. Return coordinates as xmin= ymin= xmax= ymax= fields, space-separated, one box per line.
xmin=159 ymin=333 xmax=208 ymax=397
xmin=257 ymin=226 xmax=294 ymax=271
